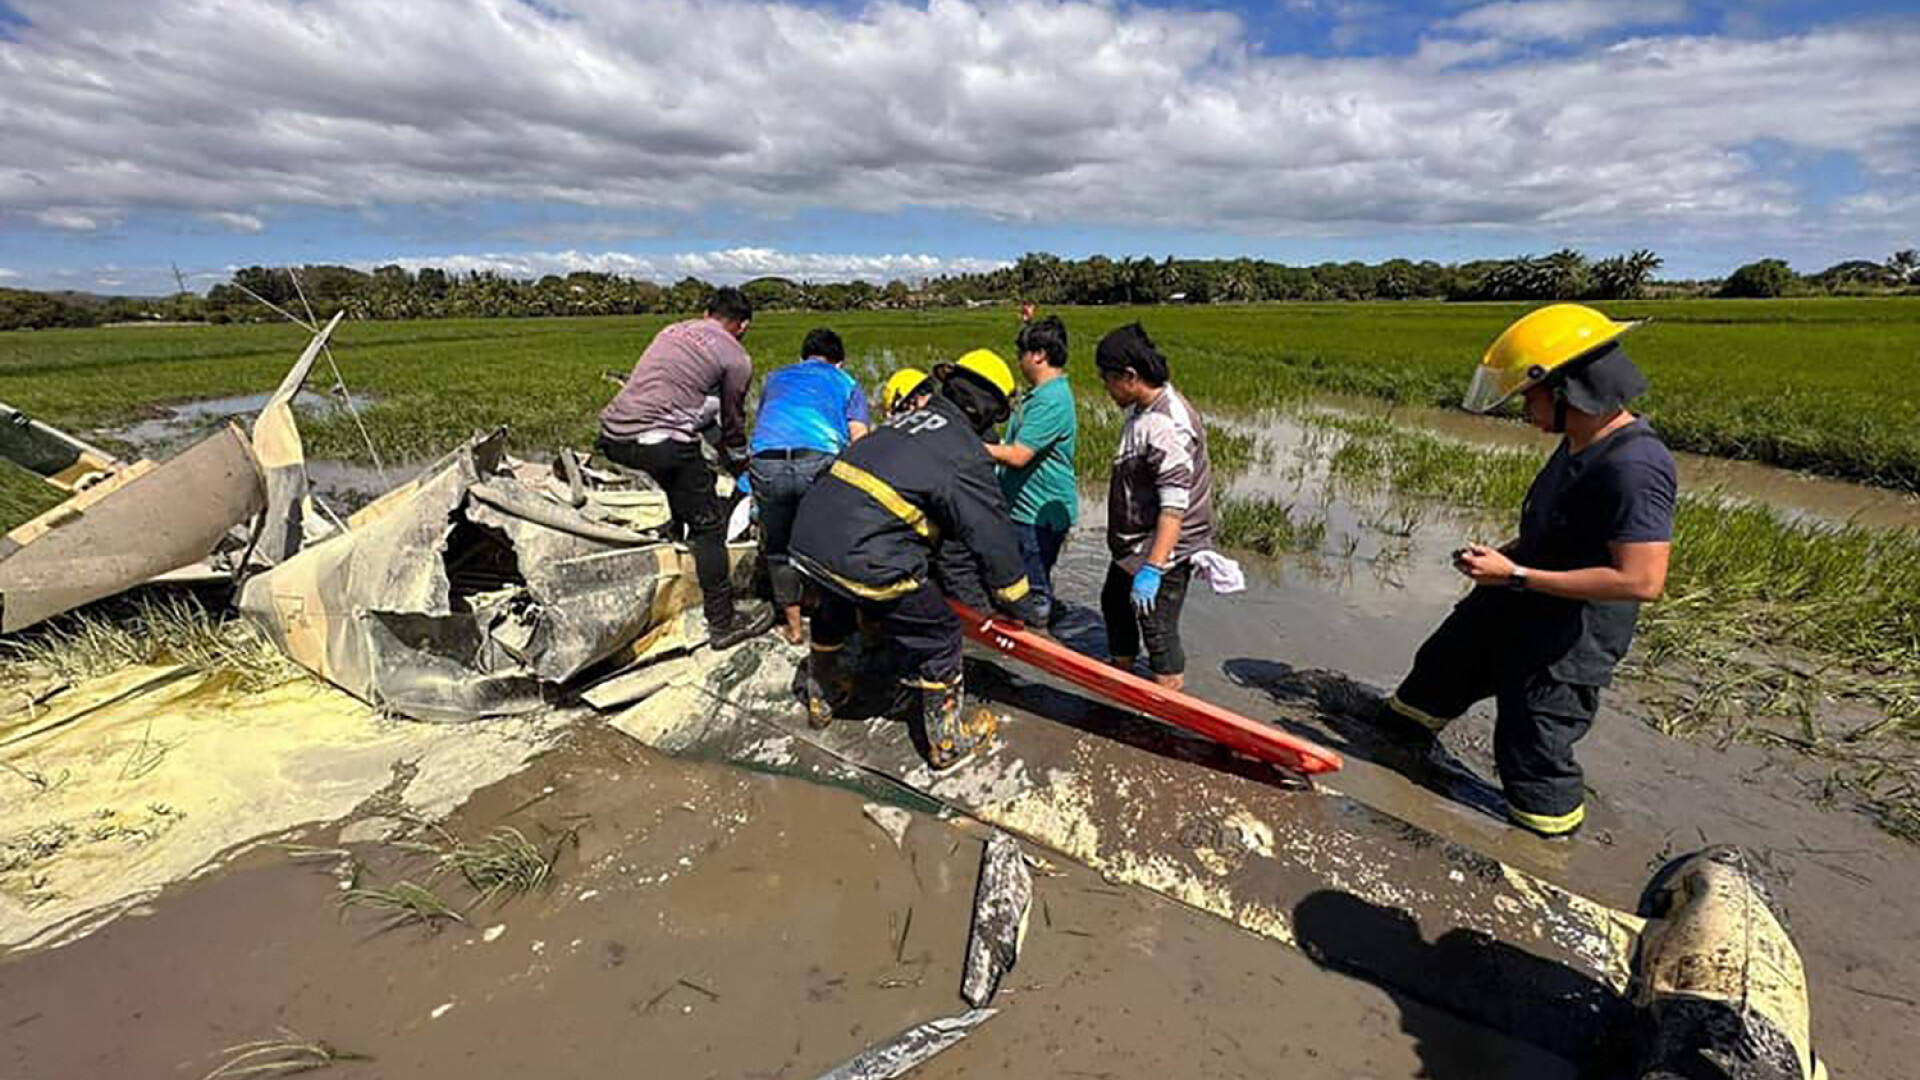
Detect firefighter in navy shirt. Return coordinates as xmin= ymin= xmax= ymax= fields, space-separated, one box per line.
xmin=1380 ymin=304 xmax=1678 ymax=838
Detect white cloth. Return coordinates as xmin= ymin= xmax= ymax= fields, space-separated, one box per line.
xmin=1190 ymin=549 xmax=1245 ymax=595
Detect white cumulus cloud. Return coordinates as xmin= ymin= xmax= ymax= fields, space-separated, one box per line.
xmin=0 ymin=0 xmax=1913 ymax=252
xmin=383 ymin=247 xmax=1009 ymax=284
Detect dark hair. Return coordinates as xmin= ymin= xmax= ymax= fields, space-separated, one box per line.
xmin=706 ymin=286 xmax=753 ymax=323
xmin=1015 ymin=315 xmax=1069 ymax=369
xmin=801 ymin=327 xmax=845 ymax=365
xmin=1094 ymin=323 xmax=1169 ymax=387
xmin=939 ymin=368 xmax=1010 ymax=435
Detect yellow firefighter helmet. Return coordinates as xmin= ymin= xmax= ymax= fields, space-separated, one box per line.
xmin=882 ymin=368 xmax=931 ymax=415
xmin=1464 ymin=303 xmax=1643 ymax=414
xmin=953 ymin=348 xmax=1017 ymax=401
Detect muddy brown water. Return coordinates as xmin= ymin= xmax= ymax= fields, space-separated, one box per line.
xmin=0 ymin=727 xmax=1571 ymax=1080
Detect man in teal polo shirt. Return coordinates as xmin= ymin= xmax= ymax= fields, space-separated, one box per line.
xmin=987 ymin=315 xmax=1078 ymax=628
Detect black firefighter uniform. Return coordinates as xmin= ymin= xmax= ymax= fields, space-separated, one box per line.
xmin=789 ymin=392 xmax=1037 ymax=764
xmin=1389 ymin=420 xmax=1677 ymax=836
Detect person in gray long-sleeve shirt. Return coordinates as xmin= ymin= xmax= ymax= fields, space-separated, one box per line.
xmin=1095 ymin=323 xmax=1213 ymax=693
xmin=596 ymin=287 xmax=773 ymax=649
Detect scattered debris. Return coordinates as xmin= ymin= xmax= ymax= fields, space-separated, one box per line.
xmin=238 ymin=426 xmax=755 ymax=721
xmin=581 ymin=657 xmax=692 ymax=711
xmin=1630 ymin=846 xmax=1821 ymax=1080
xmin=430 ymin=1002 xmax=455 ymax=1020
xmin=815 ymin=1008 xmax=997 ymax=1080
xmin=961 ymin=831 xmax=1032 ymax=1008
xmin=862 ymin=804 xmax=913 ymax=849
xmin=482 ymin=924 xmax=506 ymax=943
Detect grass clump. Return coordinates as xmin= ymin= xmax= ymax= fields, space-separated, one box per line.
xmin=338 ymin=880 xmax=463 ymax=929
xmin=1216 ymin=495 xmax=1329 ymax=557
xmin=0 ymin=593 xmax=301 ymax=692
xmin=202 ymin=1028 xmax=368 ymax=1078
xmin=434 ymin=825 xmax=567 ymax=903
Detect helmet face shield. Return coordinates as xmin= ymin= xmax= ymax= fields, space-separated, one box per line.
xmin=1463 ymin=363 xmax=1529 ymax=414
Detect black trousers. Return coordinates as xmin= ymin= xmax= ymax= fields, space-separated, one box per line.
xmin=1391 ymin=591 xmax=1601 ymax=835
xmin=809 ymin=580 xmax=963 ymax=687
xmin=597 ymin=436 xmax=735 ymax=626
xmin=1100 ymin=560 xmax=1193 ymax=676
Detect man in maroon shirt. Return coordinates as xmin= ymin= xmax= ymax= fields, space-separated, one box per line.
xmin=598 ymin=287 xmax=774 ymax=649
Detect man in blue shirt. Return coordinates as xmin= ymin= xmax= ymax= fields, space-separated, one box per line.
xmin=749 ymin=327 xmax=871 ymax=644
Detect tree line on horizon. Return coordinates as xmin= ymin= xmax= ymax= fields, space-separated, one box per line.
xmin=2 ymin=248 xmax=1915 ymax=331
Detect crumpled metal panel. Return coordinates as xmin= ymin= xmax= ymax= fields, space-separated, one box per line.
xmin=467 ymin=494 xmax=681 ymax=683
xmin=240 ymin=431 xmax=531 ymax=720
xmin=239 ymin=428 xmax=721 ymax=722
xmin=0 ymin=425 xmax=264 ymax=632
xmin=961 ymin=831 xmax=1031 ymax=1008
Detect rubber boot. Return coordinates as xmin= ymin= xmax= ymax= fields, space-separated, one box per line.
xmin=1373 ymin=695 xmax=1443 ymax=750
xmin=919 ymin=675 xmax=999 ymax=771
xmin=802 ymin=644 xmax=855 ymax=729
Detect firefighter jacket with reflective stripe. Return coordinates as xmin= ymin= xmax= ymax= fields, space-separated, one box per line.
xmin=790 ymin=394 xmax=1030 ymax=606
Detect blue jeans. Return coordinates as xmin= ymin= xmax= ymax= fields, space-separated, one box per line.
xmin=1014 ymin=522 xmax=1069 ymax=626
xmin=749 ymin=451 xmax=835 ymax=607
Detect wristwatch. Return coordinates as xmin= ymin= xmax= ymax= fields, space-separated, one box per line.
xmin=1508 ymin=567 xmax=1530 ymax=591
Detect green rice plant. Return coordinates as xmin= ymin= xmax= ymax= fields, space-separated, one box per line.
xmin=202 ymin=1028 xmax=367 ymax=1079
xmin=0 ymin=458 xmax=68 ymax=535
xmin=338 ymin=880 xmax=463 ymax=928
xmin=1216 ymin=495 xmax=1329 ymax=557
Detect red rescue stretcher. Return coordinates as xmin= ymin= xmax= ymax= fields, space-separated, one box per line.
xmin=950 ymin=601 xmax=1344 ymax=776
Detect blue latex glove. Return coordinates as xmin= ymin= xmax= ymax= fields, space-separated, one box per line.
xmin=1130 ymin=564 xmax=1164 ymax=616
xmin=735 ymin=470 xmax=751 ymax=496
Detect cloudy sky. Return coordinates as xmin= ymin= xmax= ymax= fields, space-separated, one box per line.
xmin=0 ymin=0 xmax=1915 ymax=293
